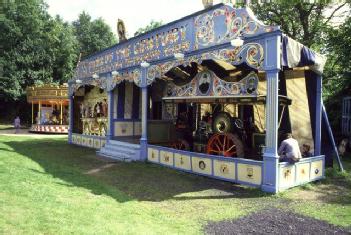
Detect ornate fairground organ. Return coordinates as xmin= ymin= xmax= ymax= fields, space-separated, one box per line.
xmin=76 ymin=86 xmax=108 ymax=136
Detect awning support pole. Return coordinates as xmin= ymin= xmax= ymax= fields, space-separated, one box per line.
xmin=31 ymin=103 xmax=34 ymax=124
xmin=60 ymin=102 xmax=63 ymax=125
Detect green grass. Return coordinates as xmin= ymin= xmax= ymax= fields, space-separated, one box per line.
xmin=0 ymin=124 xmax=14 ymax=130
xmin=0 ymin=124 xmax=28 ymax=130
xmin=283 ymin=157 xmax=351 ymax=227
xmin=0 ymin=135 xmax=350 ymax=234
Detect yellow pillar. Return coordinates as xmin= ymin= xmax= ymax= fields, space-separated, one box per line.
xmin=60 ymin=102 xmax=63 ymax=125
xmin=38 ymin=101 xmax=41 ymax=124
xmin=31 ymin=102 xmax=34 ymax=124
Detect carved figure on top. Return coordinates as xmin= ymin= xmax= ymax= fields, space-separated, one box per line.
xmin=117 ymin=19 xmax=127 ymax=42
xmin=202 ymin=0 xmax=213 ymax=9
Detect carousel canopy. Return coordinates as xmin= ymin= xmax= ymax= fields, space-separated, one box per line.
xmin=26 ymin=84 xmax=69 ymax=104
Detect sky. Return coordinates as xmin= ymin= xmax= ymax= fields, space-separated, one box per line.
xmin=45 ymin=0 xmax=208 ymax=38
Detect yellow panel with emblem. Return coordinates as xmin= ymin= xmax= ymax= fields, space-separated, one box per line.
xmin=213 ymin=160 xmax=236 ymax=180
xmin=88 ymin=138 xmax=94 ymax=147
xmin=72 ymin=134 xmax=76 ymax=144
xmin=237 ymin=163 xmax=262 ymax=185
xmin=174 ymin=153 xmax=191 ymax=170
xmin=310 ymin=160 xmax=323 ymax=180
xmin=81 ymin=137 xmax=87 ymax=146
xmin=160 ymin=151 xmax=174 ymax=166
xmin=148 ymin=148 xmax=159 ymax=163
xmin=279 ymin=165 xmax=296 ymax=188
xmin=192 ymin=157 xmax=212 ymax=175
xmin=100 ymin=139 xmax=106 ymax=148
xmin=94 ymin=139 xmax=101 ymax=149
xmin=76 ymin=135 xmax=82 ymax=145
xmin=296 ymin=163 xmax=310 ymax=183
xmin=85 ymin=137 xmax=90 ymax=147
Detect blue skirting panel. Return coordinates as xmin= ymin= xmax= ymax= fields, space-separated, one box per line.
xmin=278 ymin=155 xmax=325 ymax=191
xmin=147 ymin=145 xmax=264 ymax=187
xmin=71 ymin=133 xmax=106 ymax=149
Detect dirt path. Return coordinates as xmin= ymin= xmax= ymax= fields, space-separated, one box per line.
xmin=205 ymin=208 xmax=350 ymax=235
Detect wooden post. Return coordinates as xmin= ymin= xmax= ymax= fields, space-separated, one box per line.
xmin=38 ymin=101 xmax=41 ymax=124
xmin=31 ymin=102 xmax=34 ymax=124
xmin=60 ymin=102 xmax=63 ymax=125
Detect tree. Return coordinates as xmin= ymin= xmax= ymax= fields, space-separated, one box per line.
xmin=50 ymin=16 xmax=79 ymax=84
xmin=72 ymin=12 xmax=117 ymax=58
xmin=0 ymin=0 xmax=81 ymax=123
xmin=250 ymin=1 xmax=349 ymax=48
xmin=247 ymin=1 xmax=351 ymax=134
xmin=134 ymin=20 xmax=163 ymax=36
xmin=1 ymin=0 xmax=53 ymax=101
xmin=0 ymin=0 xmax=79 ymax=102
xmin=323 ymin=15 xmax=351 ymax=131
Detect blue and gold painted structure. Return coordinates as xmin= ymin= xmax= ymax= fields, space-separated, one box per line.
xmin=68 ymin=4 xmax=328 ymax=193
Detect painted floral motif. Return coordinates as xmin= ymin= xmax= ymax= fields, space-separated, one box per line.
xmin=111 ymin=69 xmax=141 ymax=87
xmin=146 ymin=43 xmax=263 ymax=84
xmin=194 ymin=6 xmax=274 ymax=48
xmin=166 ymin=70 xmax=259 ymax=98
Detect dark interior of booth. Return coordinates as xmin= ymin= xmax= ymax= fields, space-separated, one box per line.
xmin=147 ymin=60 xmax=297 ymax=161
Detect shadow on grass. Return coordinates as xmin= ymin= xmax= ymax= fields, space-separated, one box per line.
xmin=311 ymin=159 xmax=351 ymax=204
xmin=289 ymin=159 xmax=351 ymax=205
xmin=5 ymin=138 xmax=270 ymax=203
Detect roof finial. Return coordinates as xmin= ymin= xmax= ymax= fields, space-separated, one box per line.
xmin=117 ymin=19 xmax=127 ymax=42
xmin=202 ymin=0 xmax=213 ymax=9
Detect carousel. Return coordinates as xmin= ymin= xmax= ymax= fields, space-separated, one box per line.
xmin=26 ymin=84 xmax=69 ymax=133
xmin=68 ymin=3 xmax=338 ymax=193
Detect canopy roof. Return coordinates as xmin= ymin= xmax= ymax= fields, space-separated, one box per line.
xmin=26 ymin=84 xmax=68 ymax=103
xmin=282 ymin=35 xmax=326 ymax=75
xmin=72 ymin=3 xmax=326 ymax=88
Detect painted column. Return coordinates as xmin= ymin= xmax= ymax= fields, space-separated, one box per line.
xmin=68 ymin=91 xmax=73 ymax=144
xmin=262 ymin=69 xmax=280 ymax=193
xmin=38 ymin=101 xmax=41 ymax=124
xmin=60 ymin=102 xmax=63 ymax=125
xmin=314 ymin=75 xmax=322 ymax=155
xmin=261 ymin=33 xmax=281 ymax=193
xmin=107 ymin=89 xmax=113 ymax=140
xmin=140 ymin=65 xmax=149 ymax=161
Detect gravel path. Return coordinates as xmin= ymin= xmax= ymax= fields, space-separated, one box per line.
xmin=205 ymin=208 xmax=350 ymax=235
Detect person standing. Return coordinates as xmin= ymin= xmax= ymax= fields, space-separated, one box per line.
xmin=14 ymin=116 xmax=21 ymax=134
xmin=278 ymin=133 xmax=302 ymax=163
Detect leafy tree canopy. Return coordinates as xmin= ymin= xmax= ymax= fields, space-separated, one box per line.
xmin=250 ymin=1 xmax=349 ymax=48
xmin=0 ymin=1 xmax=116 ymax=101
xmin=72 ymin=11 xmax=117 ymax=58
xmin=134 ymin=20 xmax=163 ymax=36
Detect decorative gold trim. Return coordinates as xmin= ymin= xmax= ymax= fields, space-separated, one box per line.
xmin=26 ymin=84 xmax=68 ymax=102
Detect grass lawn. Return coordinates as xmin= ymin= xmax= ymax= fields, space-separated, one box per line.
xmin=0 ymin=124 xmax=29 ymax=130
xmin=0 ymin=124 xmax=15 ymax=130
xmin=0 ymin=135 xmax=350 ymax=234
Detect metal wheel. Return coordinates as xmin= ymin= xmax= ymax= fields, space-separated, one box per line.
xmin=212 ymin=112 xmax=233 ymax=134
xmin=206 ymin=133 xmax=244 ymax=157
